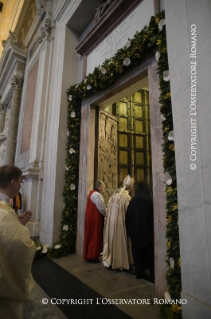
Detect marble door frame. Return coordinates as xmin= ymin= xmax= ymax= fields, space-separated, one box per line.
xmin=77 ymin=53 xmax=167 ymax=293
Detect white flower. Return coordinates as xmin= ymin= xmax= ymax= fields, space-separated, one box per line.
xmin=155 ymin=51 xmax=160 ymax=61
xmin=68 ymin=95 xmax=72 ymax=101
xmin=42 ymin=244 xmax=48 ymax=249
xmin=70 ymin=184 xmax=75 ymax=190
xmin=123 ymin=58 xmax=131 ymax=66
xmin=100 ymin=67 xmax=107 ymax=74
xmin=69 ymin=148 xmax=75 ymax=154
xmin=164 ymin=291 xmax=172 ymax=302
xmin=84 ymin=78 xmax=87 ymax=83
xmin=36 ymin=246 xmax=42 ymax=250
xmin=158 ymin=19 xmax=166 ymax=31
xmin=67 ymin=131 xmax=69 ymax=136
xmin=168 ymin=130 xmax=174 ymax=141
xmin=126 ymin=40 xmax=131 ymax=48
xmin=169 ymin=257 xmax=175 ymax=270
xmin=165 ymin=172 xmax=172 ymax=185
xmin=55 ymin=245 xmax=61 ymax=249
xmin=42 ymin=248 xmax=48 ymax=254
xmin=87 ymin=84 xmax=92 ymax=90
xmin=163 ymin=70 xmax=170 ymax=81
xmin=65 ymin=165 xmax=69 ymax=170
xmin=161 ymin=114 xmax=166 ymax=121
xmin=70 ymin=111 xmax=75 ymax=118
xmin=63 ymin=225 xmax=69 ymax=231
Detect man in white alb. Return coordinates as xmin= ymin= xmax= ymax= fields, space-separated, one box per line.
xmin=102 ymin=175 xmax=134 ymax=270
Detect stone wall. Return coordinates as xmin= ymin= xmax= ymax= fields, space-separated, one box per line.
xmin=165 ymin=0 xmax=211 ymax=317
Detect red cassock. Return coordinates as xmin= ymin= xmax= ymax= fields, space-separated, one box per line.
xmin=83 ymin=190 xmax=104 ymax=260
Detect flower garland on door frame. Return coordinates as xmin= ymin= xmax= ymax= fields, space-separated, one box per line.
xmin=45 ymin=10 xmax=181 ymax=319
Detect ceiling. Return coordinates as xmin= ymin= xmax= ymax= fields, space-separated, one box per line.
xmin=0 ymin=0 xmax=25 ymax=57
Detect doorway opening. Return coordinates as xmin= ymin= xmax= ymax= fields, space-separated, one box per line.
xmin=96 ymin=78 xmax=152 ymax=202
xmin=78 ymin=63 xmax=166 ymax=291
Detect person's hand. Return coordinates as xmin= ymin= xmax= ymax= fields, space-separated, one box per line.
xmin=18 ymin=210 xmax=32 ymax=225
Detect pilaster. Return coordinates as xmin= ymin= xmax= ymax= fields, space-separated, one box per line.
xmin=0 ymin=98 xmax=7 ymax=133
xmin=21 ymin=166 xmax=42 ymax=237
xmin=4 ymin=76 xmax=23 ymax=165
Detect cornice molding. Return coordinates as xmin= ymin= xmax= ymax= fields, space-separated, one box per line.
xmin=52 ymin=0 xmax=68 ymax=21
xmin=29 ymin=17 xmax=54 ymax=60
xmin=2 ymin=31 xmax=18 ymax=48
xmin=36 ymin=0 xmax=47 ymax=21
xmin=94 ymin=0 xmax=115 ymax=24
xmin=0 ymin=41 xmax=27 ymax=93
xmin=1 ymin=31 xmax=26 ymax=51
xmin=37 ymin=18 xmax=53 ymax=43
xmin=11 ymin=75 xmax=23 ymax=91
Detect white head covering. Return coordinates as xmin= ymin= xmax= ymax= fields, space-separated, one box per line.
xmin=122 ymin=175 xmax=135 ymax=188
xmin=117 ymin=175 xmax=135 ymax=199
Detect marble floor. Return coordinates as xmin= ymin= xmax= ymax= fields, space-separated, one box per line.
xmin=23 ymin=254 xmax=161 ymax=319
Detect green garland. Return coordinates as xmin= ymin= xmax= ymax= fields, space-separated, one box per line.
xmin=43 ymin=10 xmax=181 ymax=318
xmin=156 ymin=15 xmax=182 ymax=319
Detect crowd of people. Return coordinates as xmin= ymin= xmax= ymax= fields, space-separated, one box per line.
xmin=83 ymin=175 xmax=155 ymax=283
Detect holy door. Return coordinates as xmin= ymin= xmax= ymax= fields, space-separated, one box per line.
xmin=115 ymin=90 xmax=152 ymax=189
xmin=97 ymin=109 xmax=118 ymax=204
xmin=99 ymin=89 xmax=152 ymax=197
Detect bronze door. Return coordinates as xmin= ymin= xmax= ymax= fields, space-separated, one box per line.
xmin=97 ymin=89 xmax=152 ymax=201
xmin=97 ymin=109 xmax=118 ymax=204
xmin=115 ymin=90 xmax=152 ymax=189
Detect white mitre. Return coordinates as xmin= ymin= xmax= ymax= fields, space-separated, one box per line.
xmin=122 ymin=175 xmax=135 ymax=188
xmin=117 ymin=175 xmax=135 ymax=199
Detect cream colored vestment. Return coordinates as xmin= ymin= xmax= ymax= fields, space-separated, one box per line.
xmin=103 ymin=189 xmax=133 ymax=270
xmin=0 ymin=201 xmax=35 ymax=319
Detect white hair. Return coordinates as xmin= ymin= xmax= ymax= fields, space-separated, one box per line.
xmin=95 ymin=180 xmax=105 ymax=188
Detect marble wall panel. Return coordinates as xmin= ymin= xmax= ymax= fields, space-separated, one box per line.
xmin=77 ymin=104 xmax=96 ymax=255
xmin=87 ymin=0 xmax=154 ymax=74
xmin=165 ymin=0 xmax=211 ymax=317
xmin=148 ymin=62 xmax=167 ymax=294
xmin=40 ymin=23 xmax=79 ymax=246
xmin=20 ymin=59 xmax=39 ymax=154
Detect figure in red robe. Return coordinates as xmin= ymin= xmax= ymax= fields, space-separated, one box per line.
xmin=83 ymin=181 xmax=106 ymax=262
